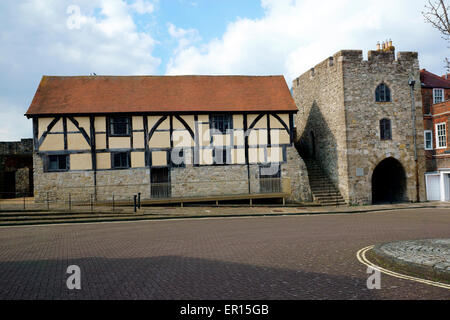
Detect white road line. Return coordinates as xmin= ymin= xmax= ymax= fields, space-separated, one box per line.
xmin=356 ymin=245 xmax=450 ymax=290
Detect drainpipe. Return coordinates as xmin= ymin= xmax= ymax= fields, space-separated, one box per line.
xmin=409 ymin=77 xmax=419 ymax=202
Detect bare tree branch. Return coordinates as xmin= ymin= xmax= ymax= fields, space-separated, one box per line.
xmin=422 ymin=0 xmax=450 ymax=71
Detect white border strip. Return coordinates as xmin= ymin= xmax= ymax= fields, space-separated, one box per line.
xmin=357 ymin=245 xmax=450 ymax=290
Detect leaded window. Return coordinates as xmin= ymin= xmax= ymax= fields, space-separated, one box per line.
xmin=112 ymin=152 xmax=130 ymax=169
xmin=110 ymin=117 xmax=131 ymax=136
xmin=47 ymin=155 xmax=69 ymax=171
xmin=210 ymin=114 xmax=232 ymax=134
xmin=375 ymin=83 xmax=391 ymax=102
xmin=380 ymin=118 xmax=392 ymax=140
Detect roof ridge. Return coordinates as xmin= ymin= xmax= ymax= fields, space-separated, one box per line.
xmin=41 ymin=75 xmax=285 ymax=78
xmin=422 ymin=69 xmax=450 ymax=82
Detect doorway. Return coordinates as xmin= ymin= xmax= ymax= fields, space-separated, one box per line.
xmin=151 ymin=168 xmax=170 ymax=198
xmin=372 ymin=157 xmax=407 ymax=204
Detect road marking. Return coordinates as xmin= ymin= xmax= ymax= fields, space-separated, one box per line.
xmin=357 ymin=245 xmax=450 ymax=290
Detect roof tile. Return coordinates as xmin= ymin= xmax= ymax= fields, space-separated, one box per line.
xmin=26 ymin=75 xmax=298 ymax=116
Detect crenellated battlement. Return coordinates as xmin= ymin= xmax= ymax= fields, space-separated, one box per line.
xmin=293 ymin=46 xmax=419 ymax=88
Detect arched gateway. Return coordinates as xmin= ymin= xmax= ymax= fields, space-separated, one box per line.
xmin=371 ymin=157 xmax=407 ymax=204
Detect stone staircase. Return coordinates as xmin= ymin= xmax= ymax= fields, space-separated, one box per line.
xmin=303 ymin=158 xmax=346 ymax=206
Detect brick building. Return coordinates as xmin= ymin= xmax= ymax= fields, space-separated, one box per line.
xmin=421 ymin=69 xmax=450 ymax=201
xmin=292 ymin=43 xmax=426 ymax=205
xmin=25 ymin=75 xmax=311 ymax=203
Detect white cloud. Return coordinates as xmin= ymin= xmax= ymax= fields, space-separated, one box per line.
xmin=0 ymin=0 xmax=160 ymax=140
xmin=167 ymin=23 xmax=201 ymax=54
xmin=166 ymin=0 xmax=448 ymax=84
xmin=0 ymin=101 xmax=32 ymax=141
xmin=129 ymin=0 xmax=156 ymax=15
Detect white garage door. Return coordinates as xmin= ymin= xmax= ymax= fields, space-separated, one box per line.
xmin=426 ymin=175 xmax=440 ymax=201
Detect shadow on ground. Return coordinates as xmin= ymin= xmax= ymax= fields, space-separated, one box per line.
xmin=0 ymin=255 xmax=378 ymax=300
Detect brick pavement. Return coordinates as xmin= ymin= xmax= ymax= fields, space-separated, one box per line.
xmin=0 ymin=208 xmax=449 ymax=299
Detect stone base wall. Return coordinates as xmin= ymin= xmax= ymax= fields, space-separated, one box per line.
xmin=171 ymin=165 xmax=250 ymax=198
xmin=34 ymin=154 xmax=149 ymax=202
xmin=34 ymin=147 xmax=312 ymax=203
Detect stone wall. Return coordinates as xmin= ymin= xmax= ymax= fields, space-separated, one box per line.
xmin=0 ymin=139 xmax=33 ymax=156
xmin=283 ymin=146 xmax=311 ymax=202
xmin=342 ymin=50 xmax=425 ymax=204
xmin=171 ymin=164 xmax=250 ymax=198
xmin=293 ymin=49 xmax=426 ymax=204
xmin=34 ymin=145 xmax=312 ymax=203
xmin=172 ymin=145 xmax=311 ymax=202
xmin=33 ymin=153 xmax=95 ymax=202
xmin=15 ymin=168 xmax=30 ymax=195
xmin=292 ymin=53 xmax=350 ymax=201
xmin=0 ymin=139 xmax=33 ymax=198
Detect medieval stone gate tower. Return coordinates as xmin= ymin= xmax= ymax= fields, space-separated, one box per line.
xmin=292 ymin=44 xmax=426 ymax=204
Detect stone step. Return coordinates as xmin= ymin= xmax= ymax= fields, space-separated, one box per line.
xmin=314 ymin=196 xmax=345 ymax=202
xmin=315 ymin=194 xmax=343 ymax=199
xmin=310 ymin=184 xmax=338 ymax=189
xmin=303 ymin=158 xmax=346 ymax=205
xmin=313 ymin=193 xmax=344 ymax=198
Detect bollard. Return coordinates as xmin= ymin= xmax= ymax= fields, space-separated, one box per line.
xmin=138 ymin=192 xmax=141 ymax=209
xmin=69 ymin=194 xmax=71 ymax=212
xmin=112 ymin=194 xmax=115 ymax=213
xmin=133 ymin=195 xmax=137 ymax=213
xmin=23 ymin=195 xmax=26 ymax=210
xmin=90 ymin=194 xmax=93 ymax=213
xmin=47 ymin=192 xmax=50 ymax=211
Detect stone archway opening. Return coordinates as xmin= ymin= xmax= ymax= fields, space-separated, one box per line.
xmin=372 ymin=157 xmax=407 ymax=204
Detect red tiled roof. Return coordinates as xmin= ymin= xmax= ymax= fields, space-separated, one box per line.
xmin=25 ymin=75 xmax=298 ymax=116
xmin=420 ymin=69 xmax=450 ymax=89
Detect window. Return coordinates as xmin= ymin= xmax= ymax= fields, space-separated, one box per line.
xmin=47 ymin=155 xmax=69 ymax=171
xmin=110 ymin=117 xmax=131 ymax=136
xmin=380 ymin=118 xmax=392 ymax=140
xmin=112 ymin=152 xmax=130 ymax=169
xmin=210 ymin=114 xmax=232 ymax=134
xmin=424 ymin=130 xmax=433 ymax=150
xmin=436 ymin=122 xmax=447 ymax=149
xmin=375 ymin=83 xmax=391 ymax=102
xmin=433 ymin=88 xmax=444 ymax=104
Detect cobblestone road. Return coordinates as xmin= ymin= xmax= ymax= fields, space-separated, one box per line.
xmin=0 ymin=208 xmax=449 ymax=299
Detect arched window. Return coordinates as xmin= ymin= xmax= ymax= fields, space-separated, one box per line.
xmin=380 ymin=118 xmax=392 ymax=140
xmin=375 ymin=83 xmax=391 ymax=102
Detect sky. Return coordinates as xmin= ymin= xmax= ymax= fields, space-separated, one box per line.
xmin=0 ymin=0 xmax=448 ymax=141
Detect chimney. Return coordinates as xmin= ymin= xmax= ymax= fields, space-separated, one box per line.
xmin=376 ymin=42 xmax=381 ymax=51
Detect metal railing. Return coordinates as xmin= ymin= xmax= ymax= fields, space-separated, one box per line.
xmin=0 ymin=177 xmax=290 ymax=213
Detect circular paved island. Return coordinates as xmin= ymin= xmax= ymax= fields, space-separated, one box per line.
xmin=368 ymin=239 xmax=450 ymax=284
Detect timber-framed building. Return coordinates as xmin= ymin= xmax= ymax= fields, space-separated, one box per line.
xmin=25 ymin=75 xmax=311 ymax=203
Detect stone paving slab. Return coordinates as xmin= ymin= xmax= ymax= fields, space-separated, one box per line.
xmin=370 ymin=239 xmax=450 ymax=284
